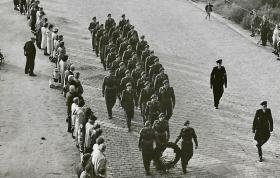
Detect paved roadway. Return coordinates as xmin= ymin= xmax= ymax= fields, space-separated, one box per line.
xmin=1 ymin=0 xmax=280 ymax=177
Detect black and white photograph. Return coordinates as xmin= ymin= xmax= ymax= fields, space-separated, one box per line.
xmin=0 ymin=0 xmax=280 ymax=177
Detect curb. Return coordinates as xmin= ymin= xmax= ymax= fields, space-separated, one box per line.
xmin=187 ymin=0 xmax=274 ymax=51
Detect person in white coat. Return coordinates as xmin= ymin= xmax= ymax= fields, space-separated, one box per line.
xmin=91 ymin=144 xmax=107 ymax=178
xmin=71 ymin=97 xmax=79 ymax=138
xmin=51 ymin=27 xmax=59 ymax=58
xmin=272 ymin=24 xmax=280 ymax=56
xmin=59 ymin=54 xmax=70 ymax=86
xmin=46 ymin=24 xmax=54 ymax=55
xmin=41 ymin=23 xmax=48 ymax=55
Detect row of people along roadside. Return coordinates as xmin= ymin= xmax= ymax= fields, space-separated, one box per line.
xmin=16 ymin=1 xmax=108 ymax=177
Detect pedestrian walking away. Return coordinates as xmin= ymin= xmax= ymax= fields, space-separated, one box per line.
xmin=205 ymin=1 xmax=213 ymax=20
xmin=252 ymin=101 xmax=273 ymax=162
xmin=175 ymin=120 xmax=198 ymax=174
xmin=24 ymin=37 xmax=37 ymax=76
xmin=210 ymin=59 xmax=227 ymax=109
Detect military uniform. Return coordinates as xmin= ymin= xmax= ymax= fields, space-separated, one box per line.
xmin=88 ymin=19 xmax=98 ymax=50
xmin=102 ymin=73 xmax=118 ymax=119
xmin=105 ymin=16 xmax=115 ymax=31
xmin=106 ymin=51 xmax=117 ymax=70
xmin=145 ymin=99 xmax=161 ymax=125
xmin=139 ymin=87 xmax=155 ymax=123
xmin=99 ymin=33 xmax=110 ymax=70
xmin=137 ymin=75 xmax=150 ymax=96
xmin=149 ymin=62 xmax=162 ymax=81
xmin=141 ymin=49 xmax=151 ymax=64
xmin=95 ymin=27 xmax=104 ymax=56
xmin=252 ymin=103 xmax=273 ymax=161
xmin=175 ymin=125 xmax=198 ymax=173
xmin=145 ymin=54 xmax=157 ymax=74
xmin=154 ymin=72 xmax=169 ymax=92
xmin=127 ymin=57 xmax=138 ymax=72
xmin=158 ymin=85 xmax=175 ymax=120
xmin=131 ymin=67 xmax=143 ymax=84
xmin=136 ymin=39 xmax=148 ymax=57
xmin=138 ymin=124 xmax=156 ymax=175
xmin=121 ymin=87 xmax=137 ymax=130
xmin=153 ymin=118 xmax=169 ymax=147
xmin=120 ymin=75 xmax=135 ymax=93
xmin=210 ymin=62 xmax=227 ymax=109
xmin=122 ymin=48 xmax=133 ymax=66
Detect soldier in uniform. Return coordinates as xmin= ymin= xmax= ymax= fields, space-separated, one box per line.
xmin=95 ymin=24 xmax=104 ymax=57
xmin=141 ymin=45 xmax=150 ymax=63
xmin=139 ymin=81 xmax=155 ymax=123
xmin=99 ymin=32 xmax=110 ymax=70
xmin=210 ymin=59 xmax=227 ymax=109
xmin=154 ymin=67 xmax=169 ymax=92
xmin=175 ymin=120 xmax=198 ymax=174
xmin=131 ymin=62 xmax=144 ymax=84
xmin=118 ymin=38 xmax=129 ymax=58
xmin=118 ymin=14 xmax=127 ymax=31
xmin=106 ymin=48 xmax=117 ymax=70
xmin=129 ymin=34 xmax=139 ymax=51
xmin=122 ymin=45 xmax=134 ymax=66
xmin=145 ymin=94 xmax=161 ymax=125
xmin=115 ymin=62 xmax=127 ymax=103
xmin=105 ymin=13 xmax=115 ymax=31
xmin=252 ymin=101 xmax=273 ymax=162
xmin=145 ymin=51 xmax=157 ymax=74
xmin=102 ymin=70 xmax=118 ymax=119
xmin=121 ymin=82 xmax=137 ymax=131
xmin=149 ymin=57 xmax=162 ymax=81
xmin=136 ymin=35 xmax=148 ymax=57
xmin=122 ymin=20 xmax=132 ymax=38
xmin=158 ymin=80 xmax=175 ymax=120
xmin=88 ymin=17 xmax=98 ymax=51
xmin=136 ymin=71 xmax=150 ymax=97
xmin=127 ymin=53 xmax=138 ymax=72
xmin=138 ymin=121 xmax=156 ymax=175
xmin=153 ymin=113 xmax=169 ymax=148
xmin=110 ymin=55 xmax=121 ymax=73
xmin=120 ymin=70 xmax=135 ymax=93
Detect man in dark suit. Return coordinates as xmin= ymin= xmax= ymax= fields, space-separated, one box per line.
xmin=210 ymin=59 xmax=227 ymax=109
xmin=252 ymin=101 xmax=273 ymax=162
xmin=24 ymin=37 xmax=37 ymax=76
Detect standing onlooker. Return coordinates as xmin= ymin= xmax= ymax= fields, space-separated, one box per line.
xmin=84 ymin=116 xmax=96 ymax=153
xmin=205 ymin=1 xmax=213 ymax=20
xmin=260 ymin=16 xmax=270 ymax=46
xmin=24 ymin=37 xmax=37 ymax=76
xmin=46 ymin=24 xmax=54 ymax=55
xmin=175 ymin=120 xmax=198 ymax=174
xmin=252 ymin=101 xmax=273 ymax=162
xmin=51 ymin=27 xmax=59 ymax=58
xmin=91 ymin=144 xmax=107 ymax=178
xmin=250 ymin=9 xmax=257 ymax=37
xmin=66 ymin=85 xmax=76 ymax=133
xmin=30 ymin=5 xmax=37 ymax=33
xmin=59 ymin=55 xmax=70 ymax=87
xmin=71 ymin=97 xmax=79 ymax=138
xmin=41 ymin=23 xmax=48 ymax=55
xmin=272 ymin=24 xmax=280 ymax=56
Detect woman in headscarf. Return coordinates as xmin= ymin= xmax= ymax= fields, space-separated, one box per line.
xmin=41 ymin=23 xmax=48 ymax=55
xmin=46 ymin=24 xmax=54 ymax=55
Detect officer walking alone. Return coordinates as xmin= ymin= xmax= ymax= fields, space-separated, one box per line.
xmin=252 ymin=101 xmax=273 ymax=162
xmin=102 ymin=70 xmax=118 ymax=119
xmin=175 ymin=120 xmax=198 ymax=174
xmin=138 ymin=121 xmax=156 ymax=176
xmin=210 ymin=59 xmax=227 ymax=109
xmin=24 ymin=37 xmax=37 ymax=76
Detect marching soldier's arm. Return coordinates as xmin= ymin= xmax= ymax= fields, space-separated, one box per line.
xmin=193 ymin=128 xmax=198 ymax=147
xmin=252 ymin=110 xmax=258 ymax=133
xmin=210 ymin=67 xmax=215 ymax=88
xmin=223 ymin=67 xmax=227 ymax=88
xmin=102 ymin=77 xmax=106 ymax=96
xmin=171 ymin=87 xmax=176 ymax=108
xmin=268 ymin=109 xmax=273 ymax=132
xmin=174 ymin=129 xmax=182 ymax=144
xmin=138 ymin=129 xmax=143 ymax=149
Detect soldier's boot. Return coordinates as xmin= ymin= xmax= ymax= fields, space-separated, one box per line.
xmin=257 ymin=145 xmax=263 ymax=162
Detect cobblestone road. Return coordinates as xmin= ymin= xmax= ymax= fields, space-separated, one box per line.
xmin=2 ymin=0 xmax=280 ymax=177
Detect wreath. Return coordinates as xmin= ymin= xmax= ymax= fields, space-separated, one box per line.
xmin=153 ymin=142 xmax=181 ymax=170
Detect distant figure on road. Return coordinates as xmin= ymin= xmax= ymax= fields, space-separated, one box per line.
xmin=250 ymin=9 xmax=258 ymax=37
xmin=88 ymin=17 xmax=98 ymax=51
xmin=24 ymin=37 xmax=37 ymax=76
xmin=210 ymin=59 xmax=227 ymax=109
xmin=175 ymin=120 xmax=198 ymax=174
xmin=252 ymin=101 xmax=273 ymax=162
xmin=138 ymin=121 xmax=156 ymax=176
xmin=205 ymin=1 xmax=213 ymax=20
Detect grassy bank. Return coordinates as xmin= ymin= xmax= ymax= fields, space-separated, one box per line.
xmin=197 ymin=0 xmax=280 ymax=29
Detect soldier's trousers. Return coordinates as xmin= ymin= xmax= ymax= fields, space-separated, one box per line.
xmin=213 ymin=86 xmax=224 ymax=107
xmin=256 ymin=136 xmax=270 ymax=158
xmin=181 ymin=143 xmax=193 ymax=171
xmin=25 ymin=56 xmax=35 ymax=74
xmin=105 ymin=90 xmax=117 ymax=117
xmin=160 ymin=101 xmax=173 ymax=120
xmin=124 ymin=106 xmax=134 ymax=129
xmin=142 ymin=150 xmax=154 ymax=173
xmin=91 ymin=34 xmax=96 ymax=50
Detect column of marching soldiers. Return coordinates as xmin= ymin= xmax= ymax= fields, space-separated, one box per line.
xmin=14 ymin=1 xmax=108 ymax=178
xmin=88 ymin=14 xmax=195 ymax=175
